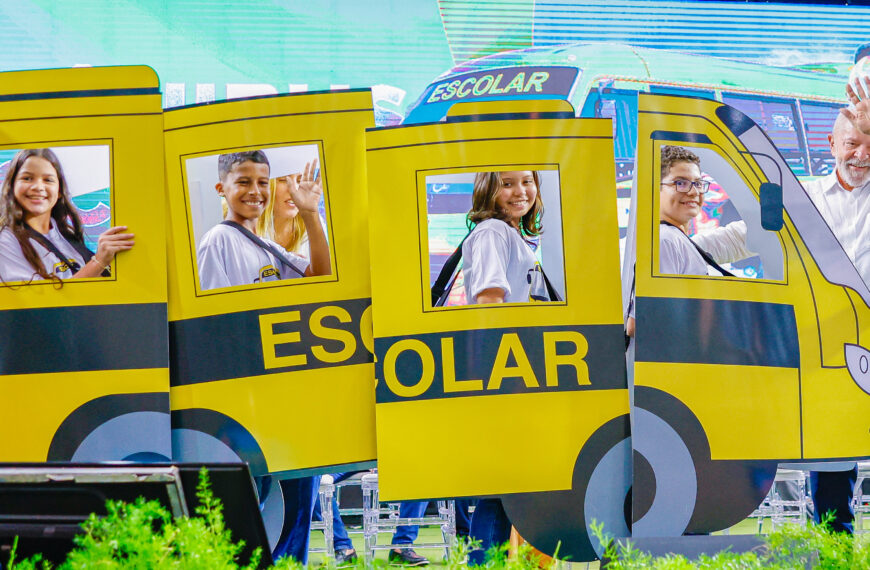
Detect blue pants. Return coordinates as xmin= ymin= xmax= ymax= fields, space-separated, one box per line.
xmin=468 ymin=498 xmax=511 ymax=565
xmin=810 ymin=467 xmax=858 ymax=534
xmin=394 ymin=499 xmax=477 ymax=548
xmin=391 ymin=499 xmax=476 ymax=545
xmin=392 ymin=501 xmax=428 ymax=545
xmin=260 ymin=475 xmax=321 ymax=564
xmin=455 ymin=498 xmax=475 ymax=538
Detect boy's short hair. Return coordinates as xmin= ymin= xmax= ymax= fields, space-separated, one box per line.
xmin=218 ymin=150 xmax=270 ymax=181
xmin=660 ymin=145 xmax=700 ymax=179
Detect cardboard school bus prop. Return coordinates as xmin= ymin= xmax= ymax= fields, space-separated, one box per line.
xmin=0 ymin=66 xmax=170 ymax=462
xmin=366 ymin=101 xmax=630 ymax=562
xmin=164 ymin=91 xmax=377 ymax=482
xmin=627 ymin=93 xmax=870 ymax=536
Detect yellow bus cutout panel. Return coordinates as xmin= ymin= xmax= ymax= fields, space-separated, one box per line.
xmin=628 ymin=93 xmax=870 ymax=537
xmin=165 ymin=90 xmax=377 ymax=478
xmin=0 ymin=66 xmax=170 ymax=462
xmin=366 ymin=109 xmax=630 ymax=561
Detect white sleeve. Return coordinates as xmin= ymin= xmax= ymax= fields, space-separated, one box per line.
xmin=691 ymin=221 xmax=755 ymax=264
xmin=276 ymin=248 xmax=310 ymax=279
xmin=197 ymin=232 xmax=232 ymax=291
xmin=465 ymin=227 xmax=511 ymax=301
xmin=0 ymin=231 xmax=42 ymax=282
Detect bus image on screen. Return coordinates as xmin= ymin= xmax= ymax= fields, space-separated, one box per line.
xmin=404 ymin=42 xmax=852 ymax=279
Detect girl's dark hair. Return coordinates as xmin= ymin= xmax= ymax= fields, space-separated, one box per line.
xmin=0 ymin=148 xmax=82 ymax=283
xmin=467 ymin=171 xmax=544 ymax=236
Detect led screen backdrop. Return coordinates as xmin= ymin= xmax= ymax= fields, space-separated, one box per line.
xmin=0 ymin=0 xmax=868 ymax=126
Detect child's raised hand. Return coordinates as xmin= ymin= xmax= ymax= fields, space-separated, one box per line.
xmin=95 ymin=225 xmax=135 ymax=265
xmin=287 ymin=159 xmax=322 ymax=213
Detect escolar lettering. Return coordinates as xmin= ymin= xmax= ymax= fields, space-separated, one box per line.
xmin=259 ymin=305 xmax=373 ymax=370
xmin=380 ymin=329 xmax=590 ymax=398
xmin=427 ymin=71 xmax=550 ymax=104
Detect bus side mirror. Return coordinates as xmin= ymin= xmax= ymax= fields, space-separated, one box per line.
xmin=760 ymin=182 xmax=783 ymax=231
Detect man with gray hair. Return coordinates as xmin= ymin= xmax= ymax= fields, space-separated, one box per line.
xmin=804 ymin=112 xmax=870 ymax=288
xmin=800 ymin=82 xmax=870 ymax=534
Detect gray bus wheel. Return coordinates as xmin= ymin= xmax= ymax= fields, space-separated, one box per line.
xmin=172 ymin=427 xmax=284 ymax=552
xmin=633 ymin=387 xmax=777 ymax=533
xmin=501 ymin=414 xmax=632 ymax=563
xmin=258 ymin=475 xmax=285 ymax=553
xmin=48 ymin=393 xmax=171 ymax=461
xmin=630 ymin=407 xmax=697 ymax=537
xmin=171 ymin=409 xmax=280 ymax=551
xmin=71 ymin=411 xmax=171 ymax=462
xmin=582 ymin=433 xmax=631 ymax=558
xmin=170 ymin=408 xmax=268 ymax=474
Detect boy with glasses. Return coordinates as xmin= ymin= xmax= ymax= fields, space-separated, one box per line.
xmin=626 ymin=145 xmax=752 ymax=337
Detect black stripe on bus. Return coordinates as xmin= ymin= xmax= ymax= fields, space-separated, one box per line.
xmin=635 ymin=297 xmax=799 ymax=368
xmin=0 ymin=303 xmax=169 ymax=375
xmin=650 ymin=130 xmax=714 ymax=144
xmin=446 ymin=111 xmax=577 ymax=123
xmin=0 ymin=87 xmax=160 ymax=103
xmin=374 ymin=323 xmax=627 ymax=404
xmin=169 ymin=297 xmax=373 ymax=387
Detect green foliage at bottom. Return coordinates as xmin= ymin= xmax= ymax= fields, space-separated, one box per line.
xmin=5 ymin=468 xmax=302 ymax=570
xmin=5 ymin=477 xmax=867 ymax=569
xmin=591 ymin=518 xmax=870 ymax=569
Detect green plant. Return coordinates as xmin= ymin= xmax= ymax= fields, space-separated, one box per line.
xmin=6 ymin=537 xmax=51 ymax=570
xmin=589 ymin=517 xmax=869 ymax=569
xmin=6 ymin=476 xmax=868 ymax=570
xmin=5 ymin=467 xmax=294 ymax=570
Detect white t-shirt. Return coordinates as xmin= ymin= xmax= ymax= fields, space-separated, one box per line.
xmin=0 ymin=221 xmax=86 ymax=282
xmin=629 ymin=224 xmax=735 ymax=319
xmin=660 ymin=223 xmax=709 ymax=276
xmin=462 ymin=218 xmax=550 ymax=304
xmin=197 ymin=223 xmax=309 ymax=291
xmin=803 ymin=172 xmax=870 ymax=288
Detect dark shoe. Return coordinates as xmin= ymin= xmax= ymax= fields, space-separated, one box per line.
xmin=335 ymin=548 xmax=358 ymax=566
xmin=389 ymin=548 xmax=429 ymax=566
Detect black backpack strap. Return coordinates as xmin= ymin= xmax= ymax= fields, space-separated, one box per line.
xmin=539 ymin=266 xmax=563 ymax=302
xmin=522 ymin=238 xmax=562 ymax=302
xmin=625 ymin=263 xmax=636 ymax=349
xmin=660 ymin=221 xmax=735 ymax=277
xmin=431 ymin=231 xmax=471 ymax=306
xmin=221 ymin=220 xmax=306 ymax=278
xmin=25 ymin=226 xmax=109 ymax=276
xmin=66 ymin=235 xmax=110 ymax=277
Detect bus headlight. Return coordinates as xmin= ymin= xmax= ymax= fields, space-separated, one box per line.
xmin=845 ymin=344 xmax=870 ymax=396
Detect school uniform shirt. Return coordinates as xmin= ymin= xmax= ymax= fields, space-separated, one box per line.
xmin=197 ymin=223 xmax=309 ymax=291
xmin=0 ymin=221 xmax=86 ymax=282
xmin=803 ymin=172 xmax=870 ymax=288
xmin=462 ymin=218 xmax=550 ymax=304
xmin=628 ymin=224 xmax=709 ymax=320
xmin=660 ymin=223 xmax=709 ymax=276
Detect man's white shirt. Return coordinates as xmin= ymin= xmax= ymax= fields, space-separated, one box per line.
xmin=803 ymin=172 xmax=870 ymax=288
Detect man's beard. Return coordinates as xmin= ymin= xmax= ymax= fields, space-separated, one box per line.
xmin=837 ymin=156 xmax=870 ymax=188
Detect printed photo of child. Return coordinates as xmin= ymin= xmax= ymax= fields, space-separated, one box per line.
xmin=187 ymin=146 xmax=332 ymax=292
